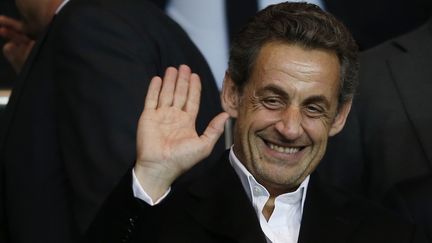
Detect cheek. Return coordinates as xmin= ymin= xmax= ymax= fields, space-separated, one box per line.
xmin=234 ymin=109 xmax=276 ymax=148
xmin=301 ymin=118 xmax=332 ymax=141
xmin=246 ymin=110 xmax=280 ymax=134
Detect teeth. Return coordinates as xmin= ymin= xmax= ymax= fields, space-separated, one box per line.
xmin=268 ymin=143 xmax=300 ymax=154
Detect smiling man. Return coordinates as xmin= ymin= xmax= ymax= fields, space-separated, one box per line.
xmin=224 ymin=42 xmax=351 ymax=223
xmin=85 ymin=2 xmax=427 ymax=243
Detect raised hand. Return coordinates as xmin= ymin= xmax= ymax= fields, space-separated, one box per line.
xmin=134 ymin=65 xmax=229 ymax=201
xmin=0 ymin=15 xmax=35 ymax=73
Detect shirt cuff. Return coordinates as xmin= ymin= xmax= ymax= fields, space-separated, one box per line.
xmin=132 ymin=168 xmax=171 ymax=205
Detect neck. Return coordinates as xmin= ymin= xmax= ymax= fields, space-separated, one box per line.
xmin=262 ymin=197 xmax=276 ymax=221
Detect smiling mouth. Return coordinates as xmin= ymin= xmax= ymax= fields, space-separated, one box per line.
xmin=267 ymin=142 xmax=303 ymax=154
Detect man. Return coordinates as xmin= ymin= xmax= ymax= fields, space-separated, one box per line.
xmin=0 ymin=0 xmax=223 ymax=242
xmin=321 ymin=18 xmax=432 ymax=200
xmin=319 ymin=17 xmax=432 ymax=239
xmin=86 ymin=3 xmax=426 ymax=243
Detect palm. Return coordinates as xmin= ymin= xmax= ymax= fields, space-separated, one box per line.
xmin=135 ymin=65 xmax=228 ymax=189
xmin=138 ymin=105 xmax=203 ymax=174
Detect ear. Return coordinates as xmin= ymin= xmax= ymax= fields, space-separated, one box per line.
xmin=328 ymin=100 xmax=352 ymax=137
xmin=221 ymin=72 xmax=240 ymax=118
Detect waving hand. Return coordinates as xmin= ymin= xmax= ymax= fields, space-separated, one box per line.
xmin=134 ymin=65 xmax=229 ymax=200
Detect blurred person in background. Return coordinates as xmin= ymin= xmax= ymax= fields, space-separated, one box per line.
xmin=320 ymin=16 xmax=432 ymax=239
xmin=0 ymin=0 xmax=223 ymax=242
xmin=0 ymin=0 xmax=62 ymax=77
xmin=0 ymin=0 xmax=20 ymax=88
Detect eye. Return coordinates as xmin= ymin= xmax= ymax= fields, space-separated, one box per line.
xmin=261 ymin=96 xmax=285 ymax=110
xmin=304 ymin=104 xmax=325 ymax=117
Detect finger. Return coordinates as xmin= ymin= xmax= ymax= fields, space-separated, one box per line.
xmin=0 ymin=27 xmax=31 ymax=44
xmin=144 ymin=76 xmax=162 ymax=110
xmin=158 ymin=67 xmax=177 ymax=108
xmin=185 ymin=73 xmax=201 ymax=116
xmin=0 ymin=15 xmax=24 ymax=32
xmin=173 ymin=64 xmax=191 ymax=109
xmin=199 ymin=112 xmax=230 ymax=152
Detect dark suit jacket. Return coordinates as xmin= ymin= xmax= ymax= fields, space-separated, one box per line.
xmin=385 ymin=175 xmax=432 ymax=242
xmin=320 ymin=19 xmax=432 ymax=200
xmin=85 ymin=152 xmax=426 ymax=243
xmin=0 ymin=0 xmax=223 ymax=242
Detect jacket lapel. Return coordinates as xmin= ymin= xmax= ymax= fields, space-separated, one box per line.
xmin=185 ymin=153 xmax=267 ymax=243
xmin=298 ymin=174 xmax=360 ymax=243
xmin=387 ymin=20 xmax=432 ymax=168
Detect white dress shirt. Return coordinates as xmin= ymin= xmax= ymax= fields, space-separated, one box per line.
xmin=229 ymin=149 xmax=309 ymax=243
xmin=133 ymin=147 xmax=310 ymax=243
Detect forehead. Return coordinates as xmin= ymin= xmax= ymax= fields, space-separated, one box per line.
xmin=246 ymin=42 xmax=341 ymax=100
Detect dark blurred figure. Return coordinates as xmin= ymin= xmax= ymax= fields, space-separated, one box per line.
xmin=1 ymin=0 xmax=62 ymax=75
xmin=0 ymin=0 xmax=20 ymax=88
xmin=0 ymin=0 xmax=21 ymax=124
xmin=0 ymin=0 xmax=223 ymax=242
xmin=0 ymin=0 xmax=51 ymax=124
xmin=0 ymin=15 xmax=34 ymax=74
xmin=319 ymin=17 xmax=432 ymax=237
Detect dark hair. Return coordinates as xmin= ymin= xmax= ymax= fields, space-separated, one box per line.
xmin=228 ymin=2 xmax=359 ymax=106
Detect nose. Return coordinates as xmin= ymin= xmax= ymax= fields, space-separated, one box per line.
xmin=274 ymin=106 xmax=304 ymax=140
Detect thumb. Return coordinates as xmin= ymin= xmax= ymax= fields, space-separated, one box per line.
xmin=199 ymin=112 xmax=230 ymax=153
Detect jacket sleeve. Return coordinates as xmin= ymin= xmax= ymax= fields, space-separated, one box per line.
xmin=83 ymin=170 xmax=159 ymax=243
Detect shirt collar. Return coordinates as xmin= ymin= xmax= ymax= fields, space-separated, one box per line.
xmin=228 ymin=146 xmax=310 ymax=214
xmin=55 ymin=0 xmax=69 ymax=14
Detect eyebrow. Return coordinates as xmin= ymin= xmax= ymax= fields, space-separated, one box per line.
xmin=256 ymin=84 xmax=289 ymax=99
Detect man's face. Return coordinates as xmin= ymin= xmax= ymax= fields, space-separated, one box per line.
xmin=222 ymin=42 xmax=351 ymax=195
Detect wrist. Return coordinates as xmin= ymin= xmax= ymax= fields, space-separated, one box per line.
xmin=133 ymin=161 xmax=177 ymax=201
